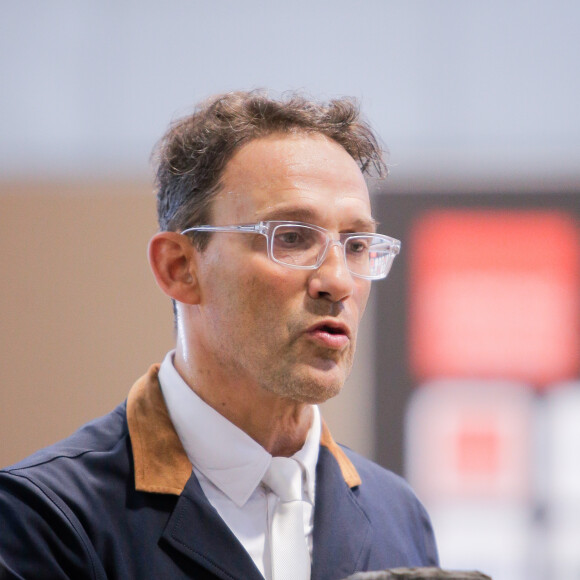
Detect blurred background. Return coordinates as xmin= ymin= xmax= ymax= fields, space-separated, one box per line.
xmin=1 ymin=2 xmax=579 ymax=579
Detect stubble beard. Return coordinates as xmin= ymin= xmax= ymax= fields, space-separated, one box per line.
xmin=257 ymin=341 xmax=356 ymax=405
xmin=208 ymin=302 xmax=357 ymax=405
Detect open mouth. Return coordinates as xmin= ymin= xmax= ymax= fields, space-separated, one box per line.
xmin=320 ymin=325 xmax=345 ymax=335
xmin=306 ymin=322 xmax=350 ymax=349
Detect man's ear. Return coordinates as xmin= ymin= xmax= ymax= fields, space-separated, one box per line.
xmin=148 ymin=232 xmax=201 ymax=304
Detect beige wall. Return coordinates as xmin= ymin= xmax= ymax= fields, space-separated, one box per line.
xmin=0 ymin=182 xmax=375 ymax=467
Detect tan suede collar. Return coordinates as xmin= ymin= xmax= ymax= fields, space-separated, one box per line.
xmin=126 ymin=365 xmax=361 ymax=495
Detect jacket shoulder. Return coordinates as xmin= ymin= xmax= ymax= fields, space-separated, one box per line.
xmin=0 ymin=401 xmax=131 ymax=515
xmin=341 ymin=445 xmax=415 ymax=495
xmin=340 ymin=445 xmax=439 ymax=566
xmin=2 ymin=402 xmax=128 ymax=472
xmin=0 ymin=403 xmax=129 ymax=580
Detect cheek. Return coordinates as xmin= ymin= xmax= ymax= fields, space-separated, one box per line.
xmin=245 ymin=252 xmax=304 ymax=295
xmin=239 ymin=272 xmax=308 ymax=341
xmin=243 ymin=270 xmax=299 ymax=314
xmin=354 ymin=281 xmax=372 ymax=320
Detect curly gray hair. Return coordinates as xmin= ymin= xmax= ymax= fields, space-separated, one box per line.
xmin=153 ymin=90 xmax=387 ymax=236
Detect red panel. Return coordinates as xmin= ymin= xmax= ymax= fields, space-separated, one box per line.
xmin=409 ymin=210 xmax=580 ymax=387
xmin=456 ymin=421 xmax=501 ymax=475
xmin=405 ymin=380 xmax=534 ymax=502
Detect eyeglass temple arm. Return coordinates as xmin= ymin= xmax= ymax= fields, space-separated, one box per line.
xmin=181 ymin=223 xmax=265 ymax=235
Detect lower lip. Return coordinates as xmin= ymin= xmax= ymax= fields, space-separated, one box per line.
xmin=306 ymin=329 xmax=349 ymax=349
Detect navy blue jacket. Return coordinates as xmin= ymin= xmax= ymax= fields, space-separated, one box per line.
xmin=0 ymin=366 xmax=437 ymax=579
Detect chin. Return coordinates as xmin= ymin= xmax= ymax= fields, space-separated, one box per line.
xmin=288 ymin=369 xmax=346 ymax=405
xmin=260 ymin=358 xmax=350 ymax=404
xmin=303 ymin=384 xmax=343 ymax=405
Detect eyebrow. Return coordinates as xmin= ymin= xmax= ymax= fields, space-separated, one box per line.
xmin=258 ymin=207 xmax=378 ymax=232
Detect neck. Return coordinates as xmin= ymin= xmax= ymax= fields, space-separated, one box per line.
xmin=173 ymin=345 xmax=313 ymax=457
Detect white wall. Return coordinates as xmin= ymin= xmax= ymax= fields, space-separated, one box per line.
xmin=1 ymin=0 xmax=579 ymax=182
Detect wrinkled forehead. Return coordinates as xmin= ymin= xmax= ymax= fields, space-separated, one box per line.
xmin=211 ymin=133 xmax=373 ymax=228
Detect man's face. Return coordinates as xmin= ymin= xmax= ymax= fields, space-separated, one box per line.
xmin=190 ymin=133 xmax=374 ymax=404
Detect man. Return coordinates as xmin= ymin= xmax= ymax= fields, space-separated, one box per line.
xmin=0 ymin=91 xmax=438 ymax=579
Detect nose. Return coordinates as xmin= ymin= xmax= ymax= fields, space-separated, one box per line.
xmin=307 ymin=241 xmax=354 ymax=302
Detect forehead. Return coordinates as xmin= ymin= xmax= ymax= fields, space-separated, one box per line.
xmin=212 ymin=133 xmax=373 ymax=228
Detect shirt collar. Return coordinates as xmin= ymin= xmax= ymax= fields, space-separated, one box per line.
xmin=126 ymin=362 xmax=361 ymax=497
xmin=158 ymin=351 xmax=320 ymax=507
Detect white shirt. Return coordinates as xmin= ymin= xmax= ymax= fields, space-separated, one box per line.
xmin=158 ymin=351 xmax=321 ymax=579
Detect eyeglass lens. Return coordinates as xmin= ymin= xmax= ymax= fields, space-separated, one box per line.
xmin=271 ymin=224 xmax=392 ymax=277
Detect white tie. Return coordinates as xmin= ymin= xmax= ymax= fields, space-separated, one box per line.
xmin=263 ymin=457 xmax=311 ymax=580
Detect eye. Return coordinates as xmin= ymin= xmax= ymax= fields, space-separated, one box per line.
xmin=276 ymin=230 xmax=303 ymax=246
xmin=273 ymin=226 xmax=318 ymax=249
xmin=346 ymin=238 xmax=370 ymax=254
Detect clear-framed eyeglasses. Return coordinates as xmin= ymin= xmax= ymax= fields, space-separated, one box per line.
xmin=181 ymin=221 xmax=401 ymax=280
